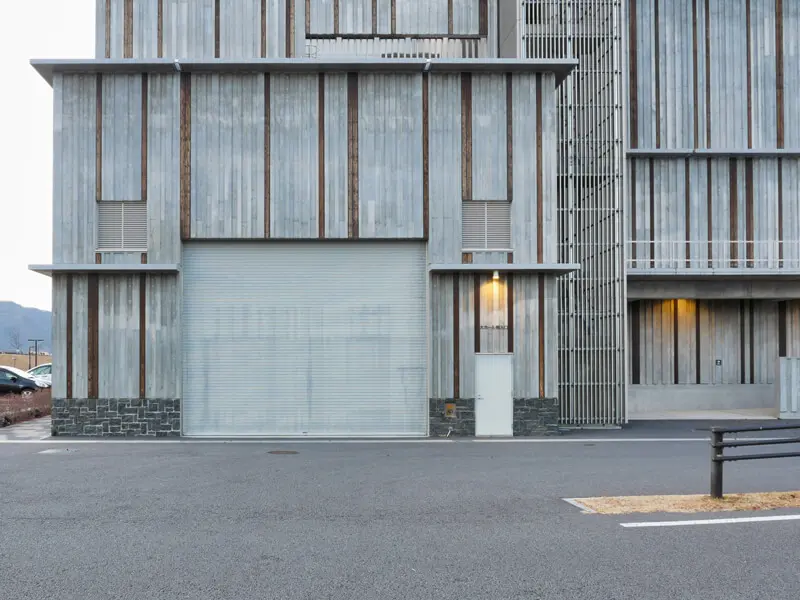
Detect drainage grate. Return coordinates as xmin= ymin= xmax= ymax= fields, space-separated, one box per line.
xmin=268 ymin=450 xmax=298 ymax=455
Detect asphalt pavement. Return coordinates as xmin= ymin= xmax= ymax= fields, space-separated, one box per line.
xmin=1 ymin=438 xmax=799 ymax=600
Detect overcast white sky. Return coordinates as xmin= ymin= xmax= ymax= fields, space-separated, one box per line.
xmin=0 ymin=0 xmax=95 ymax=311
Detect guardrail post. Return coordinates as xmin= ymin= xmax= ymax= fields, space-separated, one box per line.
xmin=710 ymin=429 xmax=724 ymax=499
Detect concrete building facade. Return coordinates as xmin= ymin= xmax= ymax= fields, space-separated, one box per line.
xmin=32 ymin=1 xmax=800 ymax=436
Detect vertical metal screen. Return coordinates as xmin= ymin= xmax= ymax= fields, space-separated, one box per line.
xmin=520 ymin=0 xmax=626 ymax=425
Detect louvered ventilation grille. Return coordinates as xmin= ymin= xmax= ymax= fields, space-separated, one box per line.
xmin=462 ymin=201 xmax=511 ymax=250
xmin=97 ymin=202 xmax=147 ymax=251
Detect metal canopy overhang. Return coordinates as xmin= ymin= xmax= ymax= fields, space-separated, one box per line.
xmin=627 ymin=268 xmax=800 ymax=281
xmin=429 ymin=263 xmax=581 ymax=277
xmin=29 ymin=264 xmax=181 ymax=277
xmin=30 ymin=57 xmax=579 ymax=86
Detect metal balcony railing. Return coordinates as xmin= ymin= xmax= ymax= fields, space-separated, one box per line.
xmin=626 ymin=241 xmax=800 ymax=271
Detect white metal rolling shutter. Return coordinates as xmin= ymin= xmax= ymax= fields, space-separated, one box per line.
xmin=182 ymin=242 xmax=428 ymax=437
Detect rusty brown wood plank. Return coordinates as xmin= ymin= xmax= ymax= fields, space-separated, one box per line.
xmin=739 ymin=300 xmax=746 ymax=384
xmin=334 ymin=0 xmax=339 ymax=34
xmin=673 ymin=299 xmax=679 ymax=384
xmin=87 ymin=275 xmax=99 ymax=400
xmin=695 ymin=300 xmax=701 ymax=384
xmin=261 ymin=0 xmax=267 ymax=57
xmin=96 ymin=74 xmax=103 ymax=202
xmin=348 ymin=72 xmax=359 ymax=238
xmin=630 ymin=301 xmax=641 ymax=384
xmin=749 ymin=300 xmax=755 ymax=384
xmin=654 ymin=0 xmax=661 ymax=148
xmin=536 ymin=74 xmax=543 ymax=262
xmin=453 ymin=276 xmax=460 ymax=398
xmin=286 ymin=0 xmax=295 ymax=57
xmin=391 ymin=0 xmax=396 ymax=35
xmin=507 ymin=275 xmax=514 ymax=353
xmin=692 ymin=0 xmax=698 ymax=148
xmin=461 ymin=73 xmax=472 ymax=201
xmin=105 ymin=0 xmax=111 ymax=58
xmin=141 ymin=253 xmax=147 ymax=264
xmin=462 ymin=253 xmax=473 ymax=264
xmin=215 ymin=0 xmax=221 ymax=58
xmin=538 ymin=275 xmax=545 ymax=397
xmin=265 ymin=74 xmax=271 ymax=237
xmin=124 ymin=0 xmax=134 ymax=58
xmin=685 ymin=158 xmax=691 ymax=267
xmin=705 ymin=0 xmax=711 ymax=147
xmin=507 ymin=253 xmax=513 ymax=264
xmin=631 ymin=160 xmax=637 ymax=261
xmin=142 ymin=74 xmax=148 ymax=202
xmin=318 ymin=73 xmax=325 ymax=239
xmin=473 ymin=275 xmax=480 ymax=354
xmin=778 ymin=158 xmax=784 ymax=262
xmin=448 ymin=0 xmax=453 ymax=35
xmin=306 ymin=0 xmax=311 ymax=35
xmin=730 ymin=159 xmax=738 ymax=267
xmin=66 ymin=275 xmax=73 ymax=398
xmin=707 ymin=159 xmax=713 ymax=267
xmin=479 ymin=0 xmax=488 ymax=36
xmin=180 ymin=73 xmax=191 ymax=240
xmin=649 ymin=158 xmax=655 ymax=267
xmin=372 ymin=0 xmax=377 ymax=35
xmin=745 ymin=158 xmax=753 ymax=266
xmin=629 ymin=0 xmax=638 ymax=148
xmin=95 ymin=253 xmax=102 ymax=265
xmin=158 ymin=0 xmax=164 ymax=58
xmin=423 ymin=73 xmax=430 ymax=239
xmin=776 ymin=0 xmax=785 ymax=148
xmin=779 ymin=300 xmax=787 ymax=357
xmin=139 ymin=273 xmax=146 ymax=398
xmin=746 ymin=0 xmax=752 ymax=148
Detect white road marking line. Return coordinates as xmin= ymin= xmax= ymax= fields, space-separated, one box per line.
xmin=621 ymin=514 xmax=800 ymax=528
xmin=0 ymin=436 xmax=787 ymax=445
xmin=562 ymin=498 xmax=596 ymax=513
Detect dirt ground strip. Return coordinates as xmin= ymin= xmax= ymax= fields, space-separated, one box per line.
xmin=573 ymin=491 xmax=800 ymax=514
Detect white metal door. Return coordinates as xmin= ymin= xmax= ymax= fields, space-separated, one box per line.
xmin=182 ymin=242 xmax=427 ymax=437
xmin=475 ymin=354 xmax=513 ymax=437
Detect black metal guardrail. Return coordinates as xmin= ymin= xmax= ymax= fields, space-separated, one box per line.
xmin=710 ymin=424 xmax=800 ymax=498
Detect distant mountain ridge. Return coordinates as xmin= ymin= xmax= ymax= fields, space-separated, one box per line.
xmin=0 ymin=302 xmax=52 ymax=353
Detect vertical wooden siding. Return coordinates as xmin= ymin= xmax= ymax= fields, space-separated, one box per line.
xmin=630 ymin=0 xmax=785 ymax=150
xmin=628 ymin=299 xmax=781 ymax=385
xmin=191 ymin=74 xmax=266 ymax=238
xmin=629 ymin=157 xmax=794 ymax=269
xmin=358 ymin=73 xmax=424 ymax=238
xmin=53 ymin=74 xmax=98 ymax=264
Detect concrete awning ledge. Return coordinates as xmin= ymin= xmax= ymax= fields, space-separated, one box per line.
xmin=627 ymin=268 xmax=800 ymax=280
xmin=30 ymin=58 xmax=579 ymax=86
xmin=29 ymin=264 xmax=181 ymax=277
xmin=429 ymin=263 xmax=580 ymax=277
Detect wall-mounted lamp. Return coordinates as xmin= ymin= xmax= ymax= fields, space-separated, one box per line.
xmin=492 ymin=270 xmax=500 ymax=281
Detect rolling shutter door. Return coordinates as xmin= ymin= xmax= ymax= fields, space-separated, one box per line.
xmin=182 ymin=242 xmax=428 ymax=437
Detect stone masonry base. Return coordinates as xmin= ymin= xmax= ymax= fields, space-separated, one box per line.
xmin=429 ymin=398 xmax=475 ymax=437
xmin=513 ymin=397 xmax=560 ymax=436
xmin=51 ymin=398 xmax=181 ymax=437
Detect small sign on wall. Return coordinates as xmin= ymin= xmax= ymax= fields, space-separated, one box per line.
xmin=715 ymin=359 xmax=722 ymax=366
xmin=445 ymin=403 xmax=457 ymax=418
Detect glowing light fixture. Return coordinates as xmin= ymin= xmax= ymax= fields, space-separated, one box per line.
xmin=492 ymin=270 xmax=500 ymax=281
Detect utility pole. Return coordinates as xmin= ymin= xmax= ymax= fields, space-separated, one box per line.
xmin=28 ymin=339 xmax=44 ymax=367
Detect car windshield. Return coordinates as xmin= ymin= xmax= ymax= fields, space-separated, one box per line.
xmin=4 ymin=366 xmax=30 ymax=378
xmin=28 ymin=364 xmax=49 ymax=375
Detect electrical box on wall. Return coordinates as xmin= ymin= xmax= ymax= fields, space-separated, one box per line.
xmin=445 ymin=403 xmax=457 ymax=418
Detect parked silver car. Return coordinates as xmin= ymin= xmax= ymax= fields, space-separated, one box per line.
xmin=25 ymin=363 xmax=52 ymax=388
